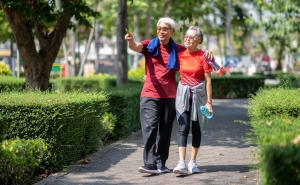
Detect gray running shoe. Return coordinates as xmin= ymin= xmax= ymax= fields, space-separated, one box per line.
xmin=138 ymin=164 xmax=159 ymax=174
xmin=158 ymin=165 xmax=170 ymax=173
xmin=188 ymin=159 xmax=200 ymax=174
xmin=173 ymin=160 xmax=188 ymax=175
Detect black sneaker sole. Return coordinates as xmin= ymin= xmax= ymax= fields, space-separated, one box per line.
xmin=138 ymin=167 xmax=159 ymax=174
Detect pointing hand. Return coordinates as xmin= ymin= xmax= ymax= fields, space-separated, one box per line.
xmin=124 ymin=29 xmax=134 ymax=41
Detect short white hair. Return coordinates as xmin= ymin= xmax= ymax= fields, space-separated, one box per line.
xmin=157 ymin=17 xmax=175 ymax=29
xmin=186 ymin=26 xmax=203 ymax=43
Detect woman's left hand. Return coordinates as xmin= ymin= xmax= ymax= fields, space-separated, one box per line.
xmin=205 ymin=103 xmax=213 ymax=114
xmin=205 ymin=50 xmax=214 ymax=61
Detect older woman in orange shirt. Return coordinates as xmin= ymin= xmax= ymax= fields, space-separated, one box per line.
xmin=173 ymin=26 xmax=214 ymax=175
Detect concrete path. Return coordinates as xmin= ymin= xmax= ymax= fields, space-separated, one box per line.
xmin=35 ymin=99 xmax=260 ymax=185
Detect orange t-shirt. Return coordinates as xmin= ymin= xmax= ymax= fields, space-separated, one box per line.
xmin=178 ymin=49 xmax=213 ymax=87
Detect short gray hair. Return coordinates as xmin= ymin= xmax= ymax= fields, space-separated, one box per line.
xmin=157 ymin=17 xmax=176 ymax=29
xmin=186 ymin=26 xmax=203 ymax=44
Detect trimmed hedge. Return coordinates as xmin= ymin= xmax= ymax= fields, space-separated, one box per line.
xmin=106 ymin=82 xmax=142 ymax=139
xmin=0 ymin=74 xmax=266 ymax=100
xmin=0 ymin=76 xmax=25 ymax=92
xmin=0 ymin=114 xmax=5 ymax=142
xmin=248 ymin=88 xmax=300 ymax=118
xmin=55 ymin=75 xmax=117 ymax=92
xmin=0 ymin=76 xmax=56 ymax=92
xmin=247 ymin=87 xmax=300 ymax=184
xmin=262 ymin=141 xmax=300 ymax=185
xmin=0 ymin=91 xmax=109 ymax=171
xmin=211 ymin=75 xmax=266 ymax=98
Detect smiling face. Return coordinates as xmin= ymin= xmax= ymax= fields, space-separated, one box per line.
xmin=156 ymin=22 xmax=174 ymax=45
xmin=184 ymin=30 xmax=201 ymax=49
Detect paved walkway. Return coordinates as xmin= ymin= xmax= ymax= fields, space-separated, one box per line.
xmin=35 ymin=99 xmax=260 ymax=185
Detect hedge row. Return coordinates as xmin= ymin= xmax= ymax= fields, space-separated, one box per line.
xmin=106 ymin=82 xmax=142 ymax=139
xmin=0 ymin=76 xmax=25 ymax=92
xmin=247 ymin=87 xmax=300 ymax=184
xmin=0 ymin=80 xmax=141 ymax=165
xmin=1 ymin=75 xmax=266 ymax=98
xmin=211 ymin=75 xmax=266 ymax=98
xmin=0 ymin=91 xmax=109 ymax=172
xmin=55 ymin=75 xmax=117 ymax=92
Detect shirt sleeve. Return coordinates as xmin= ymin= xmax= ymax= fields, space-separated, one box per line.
xmin=140 ymin=40 xmax=150 ymax=55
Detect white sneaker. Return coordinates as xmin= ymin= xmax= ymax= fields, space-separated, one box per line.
xmin=173 ymin=160 xmax=188 ymax=175
xmin=188 ymin=159 xmax=200 ymax=174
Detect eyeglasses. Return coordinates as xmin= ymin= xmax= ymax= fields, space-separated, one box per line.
xmin=157 ymin=27 xmax=172 ymax=32
xmin=184 ymin=35 xmax=198 ymax=41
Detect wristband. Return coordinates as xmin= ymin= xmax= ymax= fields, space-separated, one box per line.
xmin=206 ymin=102 xmax=211 ymax=104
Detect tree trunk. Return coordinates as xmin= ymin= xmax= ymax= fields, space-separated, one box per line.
xmin=70 ymin=17 xmax=76 ymax=77
xmin=94 ymin=20 xmax=100 ymax=72
xmin=145 ymin=0 xmax=152 ymax=40
xmin=78 ymin=19 xmax=95 ymax=77
xmin=116 ymin=0 xmax=128 ymax=86
xmin=204 ymin=18 xmax=210 ymax=50
xmin=225 ymin=0 xmax=232 ymax=57
xmin=216 ymin=35 xmax=224 ymax=66
xmin=0 ymin=2 xmax=72 ymax=91
xmin=275 ymin=39 xmax=285 ymax=71
xmin=132 ymin=9 xmax=140 ymax=70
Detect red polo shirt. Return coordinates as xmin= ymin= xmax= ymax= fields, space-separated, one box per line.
xmin=140 ymin=40 xmax=186 ymax=98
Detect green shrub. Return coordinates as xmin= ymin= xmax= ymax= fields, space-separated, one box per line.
xmin=275 ymin=72 xmax=300 ymax=88
xmin=247 ymin=86 xmax=300 ymax=184
xmin=99 ymin=112 xmax=117 ymax=143
xmin=0 ymin=76 xmax=25 ymax=92
xmin=248 ymin=87 xmax=300 ymax=118
xmin=249 ymin=116 xmax=300 ymax=185
xmin=0 ymin=115 xmax=6 ymax=142
xmin=128 ymin=67 xmax=145 ymax=82
xmin=0 ymin=62 xmax=11 ymax=76
xmin=93 ymin=73 xmax=117 ymax=89
xmin=230 ymin=72 xmax=244 ymax=76
xmin=55 ymin=75 xmax=116 ymax=92
xmin=0 ymin=138 xmax=48 ymax=185
xmin=211 ymin=75 xmax=266 ymax=98
xmin=262 ymin=143 xmax=300 ymax=185
xmin=249 ymin=116 xmax=300 ymax=147
xmin=55 ymin=77 xmax=102 ymax=92
xmin=106 ymin=82 xmax=142 ymax=139
xmin=0 ymin=91 xmax=109 ymax=171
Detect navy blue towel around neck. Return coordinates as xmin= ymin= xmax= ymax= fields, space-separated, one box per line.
xmin=146 ymin=37 xmax=178 ymax=70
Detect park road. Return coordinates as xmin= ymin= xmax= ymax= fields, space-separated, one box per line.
xmin=35 ymin=98 xmax=260 ymax=185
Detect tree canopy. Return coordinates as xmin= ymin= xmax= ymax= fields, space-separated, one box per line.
xmin=250 ymin=0 xmax=300 ymax=69
xmin=2 ymin=0 xmax=289 ymax=87
xmin=0 ymin=0 xmax=99 ymax=90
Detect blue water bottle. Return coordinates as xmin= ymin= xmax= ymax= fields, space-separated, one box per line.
xmin=200 ymin=105 xmax=213 ymax=119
